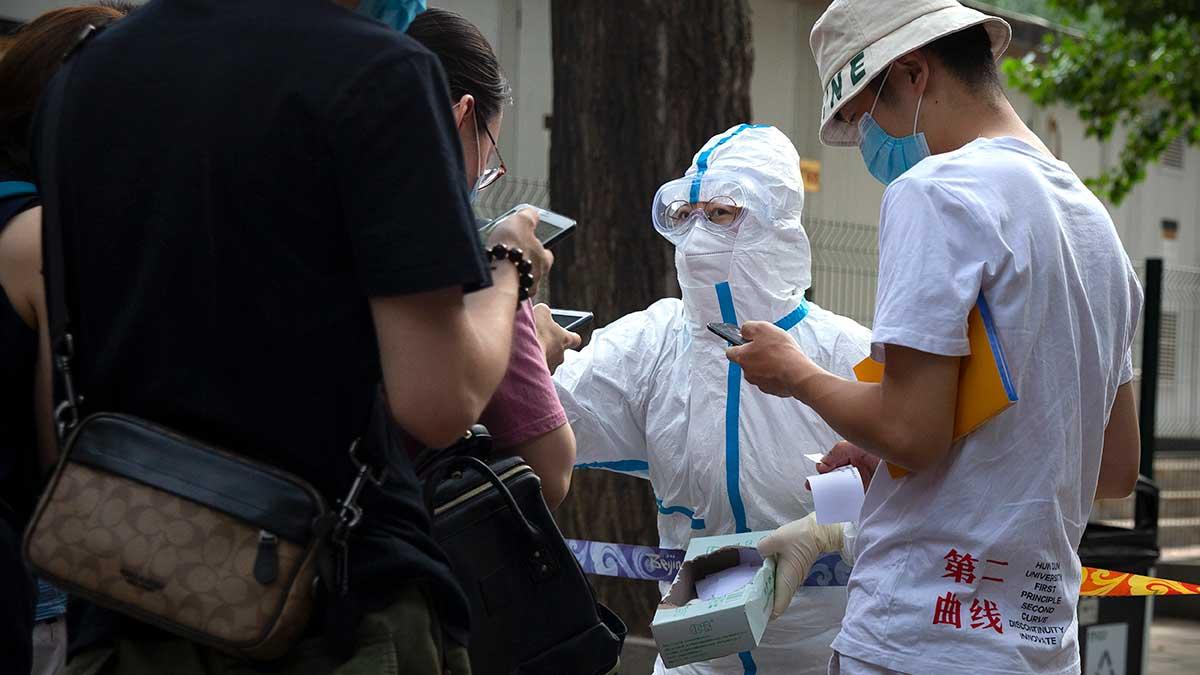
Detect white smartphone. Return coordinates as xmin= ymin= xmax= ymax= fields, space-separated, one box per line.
xmin=550 ymin=309 xmax=594 ymax=331
xmin=479 ymin=204 xmax=577 ymax=248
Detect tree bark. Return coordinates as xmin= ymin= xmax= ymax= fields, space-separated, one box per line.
xmin=549 ymin=0 xmax=753 ymax=638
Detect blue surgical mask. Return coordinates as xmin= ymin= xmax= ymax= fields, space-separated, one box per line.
xmin=858 ymin=64 xmax=930 ymax=185
xmin=357 ymin=0 xmax=427 ymax=32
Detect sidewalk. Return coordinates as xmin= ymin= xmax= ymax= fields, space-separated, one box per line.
xmin=1149 ymin=618 xmax=1200 ymax=675
xmin=618 ymin=619 xmax=1200 ymax=673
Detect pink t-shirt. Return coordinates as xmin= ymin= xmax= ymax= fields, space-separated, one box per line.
xmin=478 ymin=300 xmax=567 ymax=448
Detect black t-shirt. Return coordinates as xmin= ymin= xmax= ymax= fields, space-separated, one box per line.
xmin=33 ymin=0 xmax=487 ymax=650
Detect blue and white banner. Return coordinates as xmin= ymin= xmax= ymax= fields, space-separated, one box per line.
xmin=566 ymin=538 xmax=850 ymax=587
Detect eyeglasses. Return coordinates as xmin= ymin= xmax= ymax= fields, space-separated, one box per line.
xmin=476 ymin=123 xmax=507 ymax=192
xmin=651 ymin=170 xmax=764 ymax=246
xmin=663 ymin=196 xmax=742 ymax=228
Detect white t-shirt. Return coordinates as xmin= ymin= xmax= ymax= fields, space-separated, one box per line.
xmin=831 ymin=137 xmax=1143 ymax=675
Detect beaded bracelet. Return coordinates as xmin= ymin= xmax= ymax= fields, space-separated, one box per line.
xmin=486 ymin=244 xmax=535 ymax=301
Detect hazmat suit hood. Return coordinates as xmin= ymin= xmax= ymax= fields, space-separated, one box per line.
xmin=669 ymin=124 xmax=813 ymax=327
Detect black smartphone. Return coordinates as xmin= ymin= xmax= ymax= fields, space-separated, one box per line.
xmin=550 ymin=309 xmax=594 ymax=331
xmin=707 ymin=322 xmax=746 ymax=346
xmin=479 ymin=204 xmax=577 ymax=248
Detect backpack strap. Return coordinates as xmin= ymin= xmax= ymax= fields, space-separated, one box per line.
xmin=37 ymin=24 xmax=106 ymax=440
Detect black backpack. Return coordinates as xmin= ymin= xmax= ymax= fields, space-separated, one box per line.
xmin=419 ymin=429 xmax=625 ymax=674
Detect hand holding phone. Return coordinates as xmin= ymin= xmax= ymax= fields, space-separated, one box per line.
xmin=549 ymin=309 xmax=594 ymax=331
xmin=485 ymin=207 xmax=552 ymax=296
xmin=482 ymin=204 xmax=577 ymax=248
xmin=533 ymin=304 xmax=584 ymax=373
xmin=707 ymin=322 xmax=747 ymax=346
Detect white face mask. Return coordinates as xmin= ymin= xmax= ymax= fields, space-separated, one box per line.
xmin=676 ymin=222 xmax=734 ymax=287
xmin=676 ymin=222 xmax=729 ymax=282
xmin=675 ymin=222 xmax=736 ymax=326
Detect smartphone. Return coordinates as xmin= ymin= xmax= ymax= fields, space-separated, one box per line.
xmin=550 ymin=309 xmax=594 ymax=331
xmin=707 ymin=322 xmax=746 ymax=346
xmin=479 ymin=204 xmax=577 ymax=248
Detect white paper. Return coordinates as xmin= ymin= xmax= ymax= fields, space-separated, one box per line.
xmin=807 ymin=465 xmax=865 ymax=524
xmin=804 ymin=452 xmax=826 ymax=464
xmin=695 ymin=564 xmax=760 ymax=600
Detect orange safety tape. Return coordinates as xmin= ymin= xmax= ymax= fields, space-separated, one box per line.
xmin=1080 ymin=567 xmax=1200 ymax=596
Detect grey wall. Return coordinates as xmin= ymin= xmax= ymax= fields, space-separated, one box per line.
xmin=1 ymin=0 xmax=107 ymax=22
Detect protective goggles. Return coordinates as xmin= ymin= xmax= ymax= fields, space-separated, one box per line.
xmin=651 ymin=170 xmax=768 ymax=245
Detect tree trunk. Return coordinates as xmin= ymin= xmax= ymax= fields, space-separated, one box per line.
xmin=548 ymin=0 xmax=753 ymax=638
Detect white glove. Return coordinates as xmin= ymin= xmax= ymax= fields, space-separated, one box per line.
xmin=757 ymin=513 xmax=846 ymax=619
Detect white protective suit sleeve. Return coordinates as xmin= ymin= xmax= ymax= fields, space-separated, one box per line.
xmin=553 ymin=298 xmax=683 ymax=480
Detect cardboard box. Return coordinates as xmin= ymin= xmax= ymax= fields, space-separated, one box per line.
xmin=650 ymin=531 xmax=776 ymax=668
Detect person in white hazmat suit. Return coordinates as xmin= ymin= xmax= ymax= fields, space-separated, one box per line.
xmin=552 ymin=124 xmax=870 ymax=675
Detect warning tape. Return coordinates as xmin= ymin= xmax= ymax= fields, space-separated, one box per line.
xmin=568 ymin=539 xmax=1200 ymax=597
xmin=1080 ymin=567 xmax=1200 ymax=596
xmin=565 ymin=538 xmax=850 ymax=587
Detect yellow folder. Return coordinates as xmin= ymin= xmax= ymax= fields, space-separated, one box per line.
xmin=853 ymin=293 xmax=1017 ymax=479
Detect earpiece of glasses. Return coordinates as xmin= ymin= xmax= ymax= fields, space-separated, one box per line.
xmin=476 ymin=124 xmax=507 ymax=191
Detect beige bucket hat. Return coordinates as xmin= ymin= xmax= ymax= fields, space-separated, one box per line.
xmin=811 ymin=0 xmax=1012 ymax=147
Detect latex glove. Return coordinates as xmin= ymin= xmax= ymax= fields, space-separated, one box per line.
xmin=757 ymin=513 xmax=844 ymax=619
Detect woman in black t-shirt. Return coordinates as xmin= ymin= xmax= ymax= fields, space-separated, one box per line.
xmin=0 ymin=6 xmax=131 ymax=674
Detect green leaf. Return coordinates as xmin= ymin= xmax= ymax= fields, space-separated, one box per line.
xmin=1006 ymin=0 xmax=1200 ymax=204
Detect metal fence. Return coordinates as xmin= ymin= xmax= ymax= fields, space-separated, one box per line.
xmin=1132 ymin=263 xmax=1200 ymax=441
xmin=473 ymin=176 xmax=552 ymax=222
xmin=804 ymin=216 xmax=880 ymax=328
xmin=1118 ymin=262 xmax=1200 ymax=560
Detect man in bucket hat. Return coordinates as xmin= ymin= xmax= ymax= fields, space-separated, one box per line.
xmin=726 ymin=1 xmax=1145 ymax=673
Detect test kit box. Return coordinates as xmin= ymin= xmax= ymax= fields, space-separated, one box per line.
xmin=650 ymin=531 xmax=776 ymax=668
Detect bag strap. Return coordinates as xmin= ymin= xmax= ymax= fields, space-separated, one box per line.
xmin=412 ymin=423 xmax=492 ymax=477
xmin=40 ymin=25 xmax=106 ymax=441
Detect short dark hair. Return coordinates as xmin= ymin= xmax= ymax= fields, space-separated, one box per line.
xmin=0 ymin=3 xmax=131 ymax=179
xmin=867 ymin=24 xmax=1001 ymax=103
xmin=924 ymin=25 xmax=1001 ymax=94
xmin=407 ymin=8 xmax=509 ymax=131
